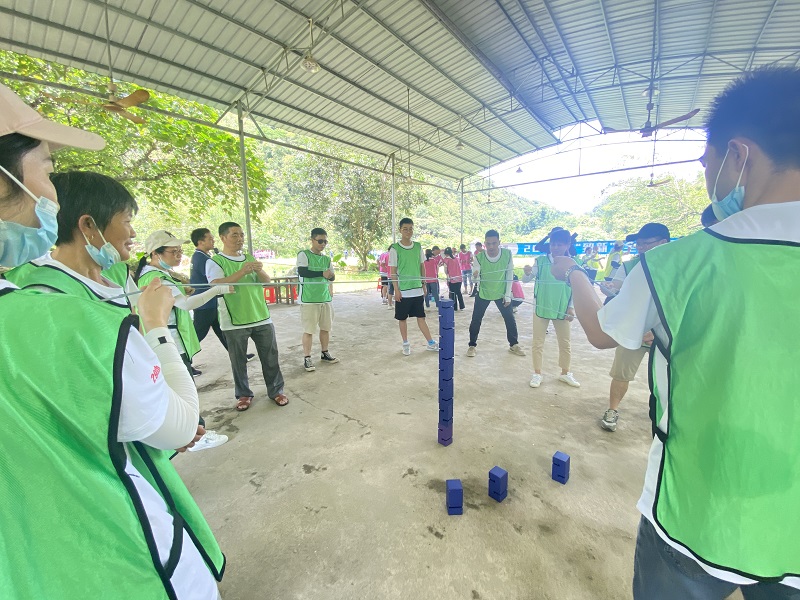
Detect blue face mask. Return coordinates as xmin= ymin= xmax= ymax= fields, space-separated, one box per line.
xmin=0 ymin=164 xmax=60 ymax=268
xmin=158 ymin=258 xmax=172 ymax=271
xmin=82 ymin=221 xmax=121 ymax=270
xmin=711 ymin=144 xmax=749 ymax=221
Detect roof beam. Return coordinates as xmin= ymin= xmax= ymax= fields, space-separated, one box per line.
xmin=745 ymin=0 xmax=780 ymax=71
xmin=596 ymin=0 xmax=633 ymax=130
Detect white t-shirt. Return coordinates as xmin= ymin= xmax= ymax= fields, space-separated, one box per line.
xmin=1 ymin=271 xmax=219 ymax=598
xmin=206 ymin=253 xmax=271 ymax=330
xmin=388 ymin=242 xmax=425 ymax=298
xmin=597 ymin=201 xmax=800 ymax=590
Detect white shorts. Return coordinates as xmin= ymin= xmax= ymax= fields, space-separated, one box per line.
xmin=300 ymin=303 xmax=334 ymax=334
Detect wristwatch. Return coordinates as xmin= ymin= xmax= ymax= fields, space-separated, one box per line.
xmin=564 ymin=264 xmax=590 ymax=287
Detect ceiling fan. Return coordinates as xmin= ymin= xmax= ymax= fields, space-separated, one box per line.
xmin=604 ymin=107 xmax=699 ymax=137
xmin=646 ymin=173 xmax=671 ymax=188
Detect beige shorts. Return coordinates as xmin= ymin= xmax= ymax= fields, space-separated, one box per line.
xmin=609 ymin=345 xmax=649 ymax=382
xmin=300 ymin=302 xmax=334 ymax=334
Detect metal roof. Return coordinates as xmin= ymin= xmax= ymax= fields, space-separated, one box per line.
xmin=1 ymin=0 xmax=798 ymax=182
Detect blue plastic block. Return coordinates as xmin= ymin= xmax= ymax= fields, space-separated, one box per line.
xmin=447 ymin=505 xmax=463 ymax=515
xmin=552 ymin=451 xmax=570 ymax=484
xmin=489 ymin=466 xmax=508 ymax=495
xmin=438 ymin=424 xmax=453 ymax=446
xmin=439 ymin=397 xmax=453 ymax=409
xmin=446 ymin=479 xmax=463 ymax=507
xmin=489 ymin=489 xmax=507 ymax=503
xmin=438 ymin=437 xmax=453 ymax=447
xmin=439 ymin=328 xmax=455 ymax=346
xmin=439 ymin=299 xmax=454 ymax=310
xmin=439 ymin=402 xmax=453 ymax=422
xmin=439 ymin=358 xmax=454 ymax=379
xmin=439 ymin=416 xmax=453 ymax=428
xmin=439 ymin=314 xmax=455 ymax=328
xmin=439 ymin=378 xmax=453 ymax=399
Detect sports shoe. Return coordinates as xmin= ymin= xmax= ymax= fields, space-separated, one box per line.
xmin=558 ymin=372 xmax=581 ymax=387
xmin=600 ymin=409 xmax=619 ymax=432
xmin=320 ymin=351 xmax=339 ymax=364
xmin=188 ymin=430 xmax=229 ymax=452
xmin=427 ymin=340 xmax=439 ymax=352
xmin=382 ymin=298 xmax=388 ymax=305
xmin=466 ymin=346 xmax=477 ymax=357
xmin=512 ymin=306 xmax=518 ymax=313
xmin=508 ymin=344 xmax=526 ymax=356
xmin=387 ymin=303 xmax=394 ymax=310
xmin=246 ymin=353 xmax=256 ymax=362
xmin=402 ymin=342 xmax=411 ymax=356
xmin=529 ymin=373 xmax=543 ymax=388
xmin=303 ymin=356 xmax=316 ymax=372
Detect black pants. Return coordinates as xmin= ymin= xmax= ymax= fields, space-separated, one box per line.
xmin=468 ymin=296 xmax=518 ymax=347
xmin=193 ymin=308 xmax=228 ymax=351
xmin=448 ymin=282 xmax=465 ymax=310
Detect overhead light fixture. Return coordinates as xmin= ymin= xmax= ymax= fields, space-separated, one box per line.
xmin=301 ymin=53 xmax=320 ymax=74
xmin=641 ymin=86 xmax=660 ymax=98
xmin=456 ymin=139 xmax=464 ymax=150
xmin=516 ymin=166 xmax=523 ymax=174
xmin=455 ymin=115 xmax=464 ymax=149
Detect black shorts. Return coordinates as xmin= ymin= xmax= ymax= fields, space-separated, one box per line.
xmin=380 ymin=275 xmax=388 ymax=285
xmin=394 ymin=294 xmax=426 ymax=320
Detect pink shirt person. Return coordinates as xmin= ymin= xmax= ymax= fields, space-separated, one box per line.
xmin=444 ymin=257 xmax=463 ymax=283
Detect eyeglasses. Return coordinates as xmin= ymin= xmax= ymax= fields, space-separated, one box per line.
xmin=163 ymin=249 xmax=183 ymax=257
xmin=314 ymin=239 xmax=328 ymax=244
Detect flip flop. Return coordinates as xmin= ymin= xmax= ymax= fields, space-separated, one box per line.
xmin=236 ymin=396 xmax=253 ymax=411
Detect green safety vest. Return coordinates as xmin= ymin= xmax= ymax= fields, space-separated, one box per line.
xmin=642 ymin=230 xmax=800 ymax=580
xmin=0 ymin=288 xmax=224 ymax=598
xmin=477 ymin=249 xmax=512 ymax=301
xmin=3 ymin=260 xmax=133 ymax=312
xmin=299 ymin=250 xmax=332 ymax=303
xmin=138 ymin=268 xmax=201 ymax=359
xmin=533 ymin=255 xmax=572 ymax=320
xmin=622 ymin=255 xmax=641 ymax=275
xmin=391 ymin=242 xmax=423 ymax=291
xmin=210 ymin=253 xmax=270 ymax=325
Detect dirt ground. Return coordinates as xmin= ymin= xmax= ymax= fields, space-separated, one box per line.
xmin=176 ymin=282 xmax=741 ymax=600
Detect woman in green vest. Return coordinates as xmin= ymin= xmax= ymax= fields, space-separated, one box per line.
xmin=0 ymin=83 xmax=225 ymax=598
xmin=135 ymin=229 xmax=231 ymax=373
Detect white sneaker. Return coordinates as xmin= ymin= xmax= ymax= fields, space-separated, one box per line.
xmin=189 ymin=430 xmax=229 ymax=452
xmin=382 ymin=298 xmax=388 ymax=305
xmin=529 ymin=373 xmax=543 ymax=388
xmin=600 ymin=409 xmax=619 ymax=432
xmin=402 ymin=342 xmax=411 ymax=356
xmin=558 ymin=372 xmax=581 ymax=387
xmin=509 ymin=344 xmax=526 ymax=356
xmin=466 ymin=346 xmax=477 ymax=357
xmin=426 ymin=340 xmax=439 ymax=352
xmin=387 ymin=304 xmax=394 ymax=310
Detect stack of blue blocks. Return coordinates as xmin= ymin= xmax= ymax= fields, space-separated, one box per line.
xmin=552 ymin=451 xmax=570 ymax=484
xmin=446 ymin=479 xmax=463 ymax=515
xmin=488 ymin=466 xmax=508 ymax=502
xmin=438 ymin=299 xmax=455 ymax=446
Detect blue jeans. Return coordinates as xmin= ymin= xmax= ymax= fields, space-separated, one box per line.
xmin=633 ymin=517 xmax=800 ymax=600
xmin=425 ymin=282 xmax=440 ymax=308
xmin=461 ymin=269 xmax=472 ymax=292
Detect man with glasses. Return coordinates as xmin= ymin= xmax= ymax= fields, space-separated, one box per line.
xmin=599 ymin=223 xmax=670 ymax=432
xmin=207 ymin=222 xmax=288 ymax=411
xmin=296 ymin=228 xmax=338 ymax=372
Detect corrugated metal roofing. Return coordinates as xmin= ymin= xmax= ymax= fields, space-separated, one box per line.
xmin=1 ymin=0 xmax=798 ymax=181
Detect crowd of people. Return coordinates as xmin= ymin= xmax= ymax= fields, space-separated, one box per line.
xmin=1 ymin=64 xmax=798 ymax=600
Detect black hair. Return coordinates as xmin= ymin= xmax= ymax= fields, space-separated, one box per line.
xmin=700 ymin=204 xmax=718 ymax=228
xmin=0 ymin=133 xmax=41 ymax=207
xmin=50 ymin=172 xmax=138 ymax=246
xmin=444 ymin=247 xmax=454 ymax=258
xmin=311 ymin=227 xmax=327 ymax=238
xmin=425 ymin=248 xmax=433 ymax=260
xmin=459 ymin=244 xmax=466 ymax=250
xmin=432 ymin=245 xmax=440 ymax=251
xmin=398 ymin=217 xmax=413 ymax=228
xmin=218 ymin=221 xmax=241 ymax=236
xmin=191 ymin=228 xmax=211 ymax=246
xmin=705 ymin=67 xmax=800 ymax=168
xmin=550 ymin=229 xmax=571 ymax=244
xmin=134 ymin=246 xmax=167 ymax=282
xmin=475 ymin=241 xmax=483 ymax=247
xmin=485 ymin=229 xmax=500 ymax=240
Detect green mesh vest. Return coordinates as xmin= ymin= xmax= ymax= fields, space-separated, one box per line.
xmin=533 ymin=255 xmax=572 ymax=319
xmin=642 ymin=230 xmax=800 ymax=580
xmin=210 ymin=253 xmax=270 ymax=325
xmin=476 ymin=249 xmax=511 ymax=301
xmin=392 ymin=242 xmax=423 ymax=291
xmin=138 ymin=268 xmax=201 ymax=359
xmin=299 ymin=249 xmax=332 ymax=303
xmin=622 ymin=255 xmax=641 ymax=276
xmin=0 ymin=289 xmax=224 ymax=598
xmin=3 ymin=260 xmax=132 ymax=312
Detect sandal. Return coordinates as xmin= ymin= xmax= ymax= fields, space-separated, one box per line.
xmin=273 ymin=393 xmax=289 ymax=406
xmin=235 ymin=396 xmax=253 ymax=411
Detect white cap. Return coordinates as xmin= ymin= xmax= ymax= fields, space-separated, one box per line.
xmin=145 ymin=230 xmax=190 ymax=254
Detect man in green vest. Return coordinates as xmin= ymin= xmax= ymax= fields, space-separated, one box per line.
xmin=466 ymin=229 xmax=525 ymax=358
xmin=297 ymin=227 xmax=338 ymax=371
xmin=552 ymin=67 xmax=800 ymax=598
xmin=207 ymin=221 xmax=288 ymax=411
xmin=390 ymin=217 xmax=439 ymax=355
xmin=600 ymin=223 xmax=670 ymax=432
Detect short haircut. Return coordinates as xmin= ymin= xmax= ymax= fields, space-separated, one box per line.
xmin=706 ymin=67 xmax=800 ymax=168
xmin=432 ymin=245 xmax=440 ymax=251
xmin=311 ymin=227 xmax=327 ymax=238
xmin=218 ymin=221 xmax=241 ymax=236
xmin=51 ymin=172 xmax=138 ymax=246
xmin=398 ymin=217 xmax=414 ymax=228
xmin=0 ymin=133 xmax=40 ymax=207
xmin=191 ymin=228 xmax=211 ymax=246
xmin=550 ymin=229 xmax=572 ymax=244
xmin=484 ymin=229 xmax=500 ymax=240
xmin=459 ymin=244 xmax=466 ymax=250
xmin=475 ymin=241 xmax=483 ymax=247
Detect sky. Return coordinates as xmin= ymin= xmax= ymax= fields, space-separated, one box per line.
xmin=468 ymin=121 xmax=708 ymax=215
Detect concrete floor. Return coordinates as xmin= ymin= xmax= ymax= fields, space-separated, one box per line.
xmin=174 ymin=284 xmax=708 ymax=600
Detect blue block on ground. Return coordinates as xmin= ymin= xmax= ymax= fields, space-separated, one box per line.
xmin=446 ymin=479 xmax=463 ymax=507
xmin=489 ymin=489 xmax=507 ymax=503
xmin=447 ymin=505 xmax=463 ymax=515
xmin=439 ymin=397 xmax=452 ymax=408
xmin=489 ymin=466 xmax=508 ymax=495
xmin=438 ymin=424 xmax=453 ymax=442
xmin=438 ymin=347 xmax=454 ymax=360
xmin=552 ymin=451 xmax=570 ymax=484
xmin=439 ymin=313 xmax=455 ymax=326
xmin=439 ymin=416 xmax=453 ymax=428
xmin=439 ymin=328 xmax=455 ymax=345
xmin=439 ymin=378 xmax=453 ymax=399
xmin=439 ymin=299 xmax=454 ymax=310
xmin=439 ymin=402 xmax=453 ymax=422
xmin=439 ymin=359 xmax=453 ymax=379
